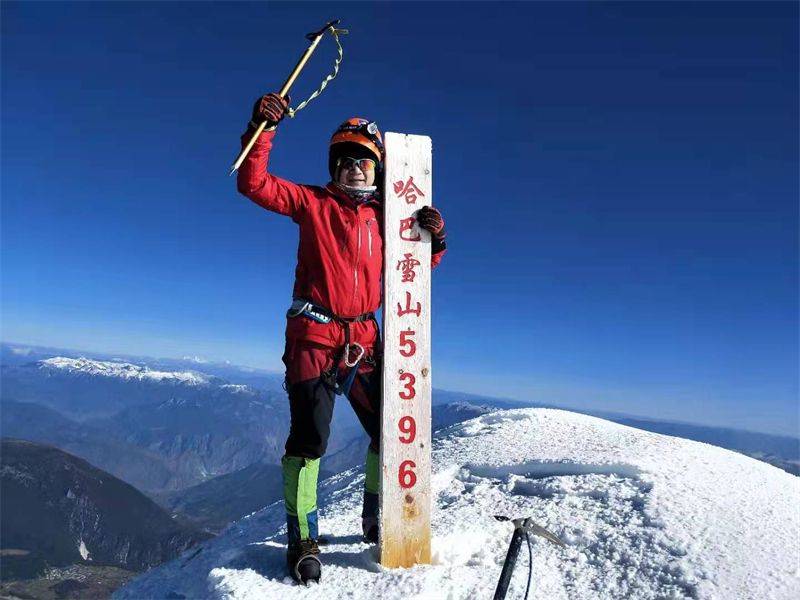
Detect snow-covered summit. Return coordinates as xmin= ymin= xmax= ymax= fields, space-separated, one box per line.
xmin=182 ymin=355 xmax=210 ymax=364
xmin=38 ymin=356 xmax=211 ymax=385
xmin=220 ymin=383 xmax=252 ymax=393
xmin=115 ymin=408 xmax=800 ymax=600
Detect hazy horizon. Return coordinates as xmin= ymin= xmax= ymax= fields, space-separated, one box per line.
xmin=3 ymin=338 xmax=796 ymax=440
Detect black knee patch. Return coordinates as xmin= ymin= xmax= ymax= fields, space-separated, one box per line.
xmin=285 ymin=378 xmax=335 ymax=458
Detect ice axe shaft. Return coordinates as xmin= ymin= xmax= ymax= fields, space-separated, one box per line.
xmin=493 ymin=528 xmax=525 ymax=600
xmin=492 ymin=516 xmax=565 ymax=600
xmin=229 ymin=19 xmax=342 ymax=176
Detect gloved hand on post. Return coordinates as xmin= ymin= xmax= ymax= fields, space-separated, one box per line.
xmin=416 ymin=206 xmax=446 ymax=239
xmin=250 ymin=93 xmax=290 ymax=129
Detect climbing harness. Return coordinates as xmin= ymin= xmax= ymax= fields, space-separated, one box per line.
xmin=286 ymin=298 xmax=376 ymax=397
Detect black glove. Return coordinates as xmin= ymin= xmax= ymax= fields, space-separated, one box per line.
xmin=250 ymin=93 xmax=290 ymax=128
xmin=417 ymin=206 xmax=446 ymax=239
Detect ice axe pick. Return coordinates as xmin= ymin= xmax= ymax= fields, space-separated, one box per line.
xmin=229 ymin=20 xmax=347 ymax=176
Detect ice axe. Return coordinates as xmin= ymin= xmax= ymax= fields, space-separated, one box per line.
xmin=229 ymin=19 xmax=347 ymax=176
xmin=493 ymin=515 xmax=566 ymax=600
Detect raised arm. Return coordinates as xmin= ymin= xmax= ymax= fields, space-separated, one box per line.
xmin=236 ymin=94 xmax=308 ymax=220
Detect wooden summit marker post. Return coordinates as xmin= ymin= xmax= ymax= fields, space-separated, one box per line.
xmin=380 ymin=132 xmax=432 ymax=568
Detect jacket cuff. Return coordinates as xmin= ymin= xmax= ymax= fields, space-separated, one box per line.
xmin=241 ymin=126 xmax=276 ymax=146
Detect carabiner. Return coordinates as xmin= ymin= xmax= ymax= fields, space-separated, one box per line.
xmin=344 ymin=342 xmax=365 ymax=368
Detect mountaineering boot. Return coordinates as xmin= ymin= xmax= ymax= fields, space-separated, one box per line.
xmin=287 ymin=538 xmax=321 ymax=584
xmin=282 ymin=456 xmax=322 ymax=583
xmin=362 ymin=491 xmax=379 ymax=543
xmin=362 ymin=448 xmax=380 ymax=543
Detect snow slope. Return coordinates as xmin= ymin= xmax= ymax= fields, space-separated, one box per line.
xmin=115 ymin=408 xmax=800 ymax=599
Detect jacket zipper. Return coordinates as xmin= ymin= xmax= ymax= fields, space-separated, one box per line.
xmin=352 ymin=208 xmax=362 ymax=313
xmin=366 ymin=218 xmax=374 ymax=257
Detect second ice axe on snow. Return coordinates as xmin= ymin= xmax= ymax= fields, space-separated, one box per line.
xmin=229 ymin=19 xmax=347 ymax=176
xmin=493 ymin=515 xmax=566 ymax=600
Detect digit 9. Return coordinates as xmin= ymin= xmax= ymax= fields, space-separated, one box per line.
xmin=398 ymin=415 xmax=416 ymax=443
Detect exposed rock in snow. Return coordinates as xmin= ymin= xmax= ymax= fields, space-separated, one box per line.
xmin=38 ymin=357 xmax=210 ymax=385
xmin=115 ymin=409 xmax=800 ymax=600
xmin=79 ymin=539 xmax=91 ymax=561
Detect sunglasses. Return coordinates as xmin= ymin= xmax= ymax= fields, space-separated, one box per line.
xmin=336 ymin=156 xmax=377 ymax=173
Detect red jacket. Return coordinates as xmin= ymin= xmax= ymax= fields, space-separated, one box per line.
xmin=237 ymin=129 xmax=445 ymax=349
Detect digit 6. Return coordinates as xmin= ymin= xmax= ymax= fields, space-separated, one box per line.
xmin=398 ymin=460 xmax=417 ymax=489
xmin=398 ymin=415 xmax=416 ymax=444
xmin=399 ymin=329 xmax=417 ymax=357
xmin=399 ymin=372 xmax=416 ymax=400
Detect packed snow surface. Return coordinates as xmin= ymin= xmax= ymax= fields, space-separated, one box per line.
xmin=115 ymin=408 xmax=800 ymax=599
xmin=38 ymin=357 xmax=210 ymax=385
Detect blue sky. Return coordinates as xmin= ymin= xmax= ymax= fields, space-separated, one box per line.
xmin=1 ymin=2 xmax=797 ymax=435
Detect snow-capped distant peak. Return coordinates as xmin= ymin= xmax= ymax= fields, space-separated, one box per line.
xmin=220 ymin=384 xmax=251 ymax=394
xmin=182 ymin=355 xmax=209 ymax=364
xmin=38 ymin=357 xmax=210 ymax=385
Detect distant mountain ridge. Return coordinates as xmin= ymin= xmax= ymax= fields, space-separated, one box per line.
xmin=608 ymin=416 xmax=800 ymax=475
xmin=89 ymin=388 xmax=289 ymax=489
xmin=1 ymin=342 xmax=797 ymax=488
xmin=38 ymin=356 xmax=214 ymax=385
xmin=0 ymin=439 xmax=209 ymax=580
xmin=1 ymin=353 xmax=294 ymax=491
xmin=153 ymin=401 xmax=498 ymax=533
xmin=155 ymin=462 xmax=288 ymax=534
xmin=1 ymin=342 xmax=284 ymax=390
xmin=1 ymin=401 xmax=177 ymax=492
xmin=2 ymin=355 xmax=229 ymax=420
xmin=0 ymin=349 xmax=358 ymax=492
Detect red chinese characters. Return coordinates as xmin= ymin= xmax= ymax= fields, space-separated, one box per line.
xmin=397 ymin=253 xmax=421 ymax=283
xmin=393 ymin=176 xmax=426 ymax=205
xmin=392 ymin=171 xmax=430 ymax=495
xmin=399 ymin=217 xmax=421 ymax=242
xmin=397 ymin=291 xmax=422 ymax=318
